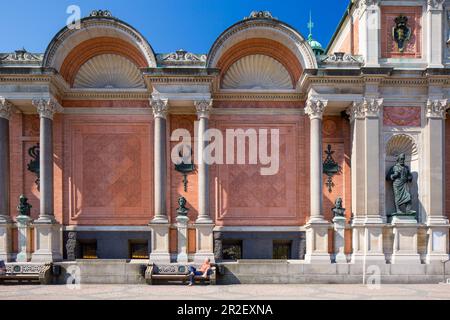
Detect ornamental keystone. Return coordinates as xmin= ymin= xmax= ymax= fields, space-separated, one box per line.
xmin=32 ymin=98 xmax=63 ymax=120
xmin=195 ymin=100 xmax=213 ymax=119
xmin=151 ymin=99 xmax=169 ymax=119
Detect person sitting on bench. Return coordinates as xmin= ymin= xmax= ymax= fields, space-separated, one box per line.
xmin=188 ymin=258 xmax=212 ymax=286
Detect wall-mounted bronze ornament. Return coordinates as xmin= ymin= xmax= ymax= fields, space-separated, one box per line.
xmin=174 ymin=145 xmax=195 ymax=192
xmin=323 ymin=144 xmax=341 ymax=193
xmin=27 ymin=144 xmax=40 ymax=190
xmin=392 ymin=15 xmax=411 ymax=53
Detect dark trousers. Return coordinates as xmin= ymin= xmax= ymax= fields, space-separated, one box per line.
xmin=188 ymin=266 xmax=211 ymax=284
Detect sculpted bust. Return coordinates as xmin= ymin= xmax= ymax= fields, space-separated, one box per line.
xmin=386 ymin=153 xmax=415 ymax=216
xmin=176 ymin=197 xmax=189 ymax=216
xmin=332 ymin=197 xmax=346 ymax=218
xmin=17 ymin=195 xmax=32 ymax=216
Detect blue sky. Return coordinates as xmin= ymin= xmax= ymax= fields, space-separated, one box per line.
xmin=0 ymin=0 xmax=349 ymax=54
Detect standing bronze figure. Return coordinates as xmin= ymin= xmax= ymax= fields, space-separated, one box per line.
xmin=386 ymin=153 xmax=415 ymax=216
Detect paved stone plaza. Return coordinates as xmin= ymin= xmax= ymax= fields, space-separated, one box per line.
xmin=0 ymin=284 xmax=449 ymax=300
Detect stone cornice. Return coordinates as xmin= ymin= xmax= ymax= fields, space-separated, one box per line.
xmin=32 ymin=97 xmax=64 ymax=120
xmin=64 ymin=90 xmax=150 ymax=101
xmin=0 ymin=97 xmax=13 ymax=120
xmin=305 ymin=98 xmax=328 ymax=120
xmin=195 ymin=99 xmax=213 ymax=119
xmin=426 ymin=99 xmax=448 ymax=119
xmin=150 ymin=98 xmax=169 ymax=119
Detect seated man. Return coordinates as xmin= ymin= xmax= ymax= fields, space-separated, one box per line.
xmin=0 ymin=260 xmax=5 ymax=276
xmin=188 ymin=258 xmax=212 ymax=286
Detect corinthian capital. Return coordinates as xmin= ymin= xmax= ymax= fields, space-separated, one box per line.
xmin=363 ymin=98 xmax=383 ymax=118
xmin=427 ymin=0 xmax=445 ymax=11
xmin=426 ymin=99 xmax=448 ymax=119
xmin=347 ymin=101 xmax=366 ymax=122
xmin=151 ymin=98 xmax=169 ymax=119
xmin=305 ymin=98 xmax=327 ymax=120
xmin=32 ymin=98 xmax=63 ymax=120
xmin=195 ymin=99 xmax=213 ymax=119
xmin=0 ymin=97 xmax=13 ymax=120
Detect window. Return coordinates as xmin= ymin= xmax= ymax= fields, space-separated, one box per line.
xmin=129 ymin=241 xmax=149 ymax=259
xmin=222 ymin=240 xmax=242 ymax=261
xmin=80 ymin=241 xmax=97 ymax=259
xmin=273 ymin=240 xmax=292 ymax=260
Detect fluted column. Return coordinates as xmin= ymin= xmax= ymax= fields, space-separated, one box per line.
xmin=425 ymin=99 xmax=449 ymax=263
xmin=0 ymin=97 xmax=13 ymax=261
xmin=33 ymin=98 xmax=63 ymax=224
xmin=151 ymin=99 xmax=169 ymax=224
xmin=305 ymin=98 xmax=327 ymax=223
xmin=0 ymin=98 xmax=12 ymax=223
xmin=195 ymin=100 xmax=213 ymax=224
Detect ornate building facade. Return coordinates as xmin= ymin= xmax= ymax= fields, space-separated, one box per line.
xmin=0 ymin=0 xmax=450 ymax=283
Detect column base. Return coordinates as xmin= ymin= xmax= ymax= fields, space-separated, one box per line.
xmin=391 ymin=216 xmax=421 ymax=265
xmin=305 ymin=220 xmax=331 ymax=264
xmin=149 ymin=223 xmax=170 ymax=263
xmin=150 ymin=215 xmax=169 ymax=224
xmin=34 ymin=215 xmax=57 ymax=225
xmin=0 ymin=221 xmax=14 ymax=262
xmin=31 ymin=223 xmax=63 ymax=263
xmin=194 ymin=223 xmax=215 ymax=264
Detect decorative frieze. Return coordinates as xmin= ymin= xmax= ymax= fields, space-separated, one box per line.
xmin=151 ymin=99 xmax=169 ymax=119
xmin=318 ymin=52 xmax=364 ymax=66
xmin=195 ymin=100 xmax=213 ymax=119
xmin=426 ymin=99 xmax=448 ymax=119
xmin=0 ymin=97 xmax=13 ymax=120
xmin=245 ymin=11 xmax=276 ymax=20
xmin=305 ymin=99 xmax=327 ymax=120
xmin=0 ymin=49 xmax=43 ymax=65
xmin=32 ymin=98 xmax=63 ymax=120
xmin=157 ymin=49 xmax=207 ymax=67
xmin=383 ymin=107 xmax=421 ymax=127
xmin=89 ymin=10 xmax=113 ymax=18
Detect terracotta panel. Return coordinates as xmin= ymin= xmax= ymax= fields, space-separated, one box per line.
xmin=383 ymin=106 xmax=421 ymax=127
xmin=169 ymin=228 xmax=177 ymax=254
xmin=188 ymin=228 xmax=196 ymax=254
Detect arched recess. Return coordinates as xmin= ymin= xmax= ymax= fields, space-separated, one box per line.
xmin=207 ymin=15 xmax=317 ymax=90
xmin=384 ymin=134 xmax=420 ymax=221
xmin=43 ymin=15 xmax=156 ymax=86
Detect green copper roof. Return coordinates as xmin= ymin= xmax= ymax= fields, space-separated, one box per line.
xmin=307 ymin=11 xmax=324 ymax=55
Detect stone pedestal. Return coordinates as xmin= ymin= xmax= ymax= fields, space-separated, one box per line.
xmin=426 ymin=223 xmax=449 ymax=263
xmin=333 ymin=217 xmax=347 ymax=263
xmin=149 ymin=223 xmax=170 ymax=263
xmin=351 ymin=222 xmax=385 ymax=264
xmin=31 ymin=223 xmax=62 ymax=262
xmin=0 ymin=222 xmax=14 ymax=262
xmin=305 ymin=221 xmax=331 ymax=264
xmin=16 ymin=215 xmax=32 ymax=262
xmin=176 ymin=216 xmax=189 ymax=263
xmin=194 ymin=223 xmax=215 ymax=263
xmin=391 ymin=216 xmax=421 ymax=264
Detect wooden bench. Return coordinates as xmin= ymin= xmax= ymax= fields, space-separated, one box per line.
xmin=0 ymin=263 xmax=53 ymax=285
xmin=145 ymin=263 xmax=216 ymax=285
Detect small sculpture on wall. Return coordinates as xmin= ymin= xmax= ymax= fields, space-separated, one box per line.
xmin=174 ymin=145 xmax=195 ymax=192
xmin=386 ymin=153 xmax=416 ymax=217
xmin=27 ymin=144 xmax=40 ymax=190
xmin=392 ymin=15 xmax=411 ymax=53
xmin=323 ymin=144 xmax=341 ymax=193
xmin=17 ymin=195 xmax=32 ymax=217
xmin=176 ymin=196 xmax=189 ymax=217
xmin=332 ymin=197 xmax=346 ymax=218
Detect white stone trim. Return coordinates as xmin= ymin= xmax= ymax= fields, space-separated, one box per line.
xmin=195 ymin=99 xmax=213 ymax=119
xmin=32 ymin=98 xmax=64 ymax=120
xmin=305 ymin=98 xmax=327 ymax=120
xmin=150 ymin=98 xmax=169 ymax=119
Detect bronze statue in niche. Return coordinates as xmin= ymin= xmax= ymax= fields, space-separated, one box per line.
xmin=392 ymin=15 xmax=411 ymax=53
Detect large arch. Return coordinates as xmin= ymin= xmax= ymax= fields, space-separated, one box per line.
xmin=43 ymin=15 xmax=157 ymax=78
xmin=207 ymin=13 xmax=318 ymax=89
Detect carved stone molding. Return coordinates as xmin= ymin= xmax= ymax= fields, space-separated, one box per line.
xmin=89 ymin=10 xmax=113 ymax=18
xmin=426 ymin=99 xmax=448 ymax=119
xmin=32 ymin=98 xmax=63 ymax=120
xmin=0 ymin=49 xmax=43 ymax=65
xmin=427 ymin=0 xmax=445 ymax=11
xmin=0 ymin=97 xmax=13 ymax=120
xmin=195 ymin=100 xmax=213 ymax=119
xmin=347 ymin=98 xmax=383 ymax=121
xmin=245 ymin=11 xmax=276 ymax=20
xmin=157 ymin=49 xmax=207 ymax=67
xmin=305 ymin=99 xmax=328 ymax=120
xmin=151 ymin=99 xmax=169 ymax=119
